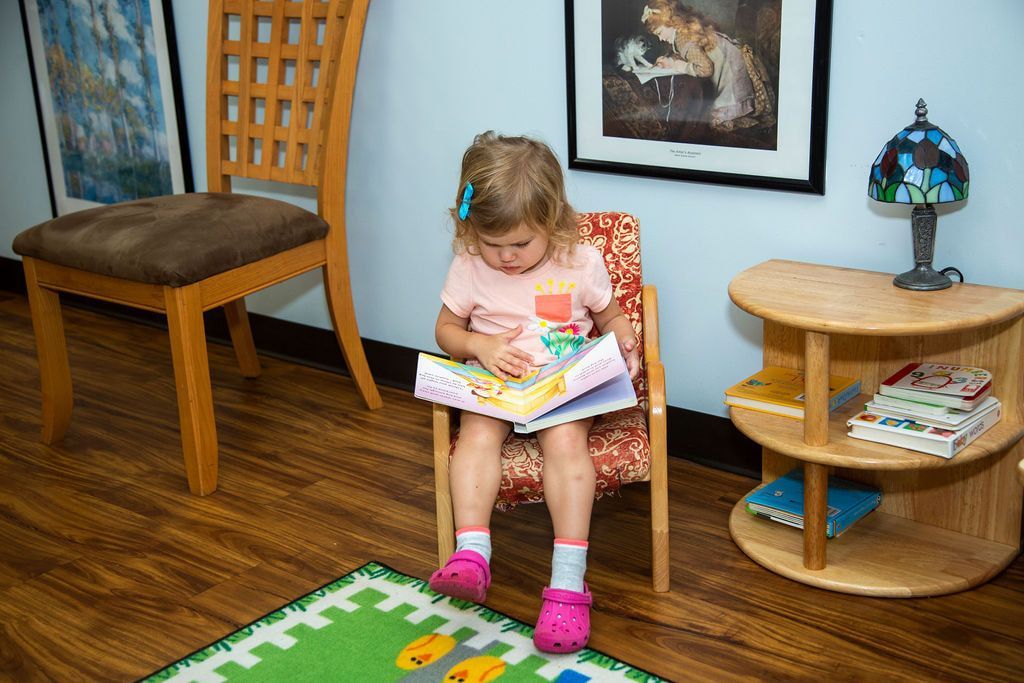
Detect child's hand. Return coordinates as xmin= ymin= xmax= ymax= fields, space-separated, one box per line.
xmin=619 ymin=336 xmax=640 ymax=380
xmin=474 ymin=325 xmax=533 ymax=380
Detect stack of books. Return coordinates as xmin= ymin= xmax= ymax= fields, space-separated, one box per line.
xmin=846 ymin=362 xmax=1001 ymax=458
xmin=745 ymin=468 xmax=881 ymax=538
xmin=723 ymin=366 xmax=860 ymax=420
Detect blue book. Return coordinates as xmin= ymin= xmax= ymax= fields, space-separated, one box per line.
xmin=744 ymin=468 xmax=881 ymax=538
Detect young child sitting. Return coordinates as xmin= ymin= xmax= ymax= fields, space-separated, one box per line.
xmin=428 ymin=131 xmax=640 ymax=654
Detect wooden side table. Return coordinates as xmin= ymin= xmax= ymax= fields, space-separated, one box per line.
xmin=727 ymin=260 xmax=1024 ymax=597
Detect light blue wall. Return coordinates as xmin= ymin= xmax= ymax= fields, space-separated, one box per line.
xmin=3 ymin=1 xmax=1022 ymax=418
xmin=0 ymin=1 xmax=52 ymax=254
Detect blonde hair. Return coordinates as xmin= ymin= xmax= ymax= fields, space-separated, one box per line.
xmin=643 ymin=1 xmax=718 ymax=51
xmin=451 ymin=131 xmax=578 ymax=261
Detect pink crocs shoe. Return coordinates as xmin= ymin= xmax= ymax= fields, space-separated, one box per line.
xmin=532 ymin=583 xmax=592 ymax=654
xmin=428 ymin=549 xmax=491 ymax=603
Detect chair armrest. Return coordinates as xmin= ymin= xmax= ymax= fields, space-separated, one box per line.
xmin=646 ymin=358 xmax=667 ymax=450
xmin=644 ymin=336 xmax=671 ymax=594
xmin=432 ymin=403 xmax=453 ymax=465
xmin=641 ymin=282 xmax=667 ymax=467
xmin=642 ymin=284 xmax=660 ymax=364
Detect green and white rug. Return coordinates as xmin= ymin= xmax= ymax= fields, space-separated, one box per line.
xmin=145 ymin=562 xmax=662 ymax=682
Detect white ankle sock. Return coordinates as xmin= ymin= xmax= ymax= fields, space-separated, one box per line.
xmin=455 ymin=527 xmax=492 ymax=564
xmin=550 ymin=539 xmax=588 ymax=592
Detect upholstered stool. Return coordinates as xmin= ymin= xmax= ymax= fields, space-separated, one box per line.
xmin=14 ymin=193 xmax=327 ymax=287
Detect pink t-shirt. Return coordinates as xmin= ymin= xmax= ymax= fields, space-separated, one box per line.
xmin=441 ymin=244 xmax=614 ymax=367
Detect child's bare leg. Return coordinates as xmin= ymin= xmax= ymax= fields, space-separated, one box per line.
xmin=534 ymin=418 xmax=595 ymax=653
xmin=450 ymin=412 xmax=509 ymax=529
xmin=538 ymin=418 xmax=595 ymax=540
xmin=430 ymin=412 xmax=509 ymax=603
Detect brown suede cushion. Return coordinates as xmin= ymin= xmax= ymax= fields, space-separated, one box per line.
xmin=12 ymin=192 xmax=328 ymax=287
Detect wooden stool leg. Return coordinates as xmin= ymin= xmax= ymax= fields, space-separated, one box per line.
xmin=223 ymin=298 xmax=261 ymax=378
xmin=23 ymin=258 xmax=73 ymax=443
xmin=650 ymin=460 xmax=671 ymax=593
xmin=433 ymin=404 xmax=455 ymax=567
xmin=165 ymin=284 xmax=218 ymax=496
xmin=322 ymin=261 xmax=382 ymax=409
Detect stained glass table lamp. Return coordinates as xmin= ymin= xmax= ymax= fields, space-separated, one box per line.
xmin=868 ymin=99 xmax=969 ymax=290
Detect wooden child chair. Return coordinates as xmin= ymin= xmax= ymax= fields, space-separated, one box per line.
xmin=431 ymin=212 xmax=671 ymax=592
xmin=12 ymin=0 xmax=380 ymax=496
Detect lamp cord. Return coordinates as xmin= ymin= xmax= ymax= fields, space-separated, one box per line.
xmin=940 ymin=267 xmax=965 ymax=283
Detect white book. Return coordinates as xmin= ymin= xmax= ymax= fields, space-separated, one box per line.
xmin=878 ymin=363 xmax=992 ymax=410
xmin=870 ymin=392 xmax=951 ymax=416
xmin=863 ymin=396 xmax=999 ymax=428
xmin=846 ymin=403 xmax=1002 ymax=458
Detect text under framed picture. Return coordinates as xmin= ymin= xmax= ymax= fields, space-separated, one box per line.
xmin=566 ymin=0 xmax=832 ymax=194
xmin=20 ymin=0 xmax=193 ymax=217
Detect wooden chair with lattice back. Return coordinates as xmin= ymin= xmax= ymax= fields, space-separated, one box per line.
xmin=431 ymin=211 xmax=670 ymax=592
xmin=12 ymin=0 xmax=380 ymax=495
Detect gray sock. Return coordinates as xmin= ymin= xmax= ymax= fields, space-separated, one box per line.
xmin=455 ymin=528 xmax=492 ymax=564
xmin=549 ymin=541 xmax=587 ymax=592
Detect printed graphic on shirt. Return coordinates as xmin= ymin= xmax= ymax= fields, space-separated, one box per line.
xmin=530 ymin=279 xmax=585 ymax=358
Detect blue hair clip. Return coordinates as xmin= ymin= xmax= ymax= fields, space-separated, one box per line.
xmin=458 ymin=182 xmax=474 ymax=220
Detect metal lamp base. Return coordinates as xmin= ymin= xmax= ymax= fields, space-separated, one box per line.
xmin=893 ymin=204 xmax=952 ymax=291
xmin=893 ymin=264 xmax=952 ymax=291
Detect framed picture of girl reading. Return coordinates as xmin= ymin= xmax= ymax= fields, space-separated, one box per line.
xmin=566 ymin=0 xmax=832 ymax=194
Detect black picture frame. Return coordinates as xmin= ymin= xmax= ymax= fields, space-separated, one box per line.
xmin=19 ymin=0 xmax=193 ymax=217
xmin=566 ymin=0 xmax=832 ymax=194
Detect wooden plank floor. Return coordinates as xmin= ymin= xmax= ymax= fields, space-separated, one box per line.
xmin=1 ymin=289 xmax=1023 ymax=682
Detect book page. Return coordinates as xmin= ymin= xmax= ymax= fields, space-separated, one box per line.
xmin=515 ymin=369 xmax=637 ymax=433
xmin=413 ymin=355 xmax=519 ymax=422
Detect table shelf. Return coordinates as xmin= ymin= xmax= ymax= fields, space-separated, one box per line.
xmin=730 ymin=396 xmax=1024 ymax=470
xmin=728 ymin=259 xmax=1024 ymax=336
xmin=726 ymin=260 xmax=1024 ymax=595
xmin=729 ymin=498 xmax=1018 ymax=597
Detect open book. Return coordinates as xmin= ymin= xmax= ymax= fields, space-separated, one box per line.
xmin=630 ymin=66 xmax=688 ymax=85
xmin=414 ymin=333 xmax=637 ymax=433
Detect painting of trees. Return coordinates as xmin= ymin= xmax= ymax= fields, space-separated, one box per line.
xmin=29 ymin=0 xmax=181 ymax=205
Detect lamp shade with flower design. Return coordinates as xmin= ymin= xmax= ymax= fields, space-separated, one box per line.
xmin=868 ymin=99 xmax=969 ymax=290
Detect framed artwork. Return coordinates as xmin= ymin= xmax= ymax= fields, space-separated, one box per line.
xmin=566 ymin=0 xmax=832 ymax=194
xmin=19 ymin=0 xmax=193 ymax=217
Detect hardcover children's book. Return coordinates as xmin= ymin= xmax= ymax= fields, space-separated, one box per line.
xmin=846 ymin=400 xmax=1002 ymax=458
xmin=869 ymin=392 xmax=951 ymax=416
xmin=414 ymin=332 xmax=637 ymax=433
xmin=878 ymin=363 xmax=992 ymax=410
xmin=723 ymin=366 xmax=861 ymax=419
xmin=863 ymin=395 xmax=999 ymax=429
xmin=744 ymin=468 xmax=881 ymax=538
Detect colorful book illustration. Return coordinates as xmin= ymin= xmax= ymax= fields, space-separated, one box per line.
xmin=723 ymin=366 xmax=861 ymax=420
xmin=414 ymin=332 xmax=637 ymax=433
xmin=846 ymin=400 xmax=1002 ymax=459
xmin=879 ymin=363 xmax=992 ymax=410
xmin=744 ymin=468 xmax=881 ymax=538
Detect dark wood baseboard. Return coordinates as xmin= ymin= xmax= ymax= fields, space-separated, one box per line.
xmin=0 ymin=255 xmax=760 ymax=477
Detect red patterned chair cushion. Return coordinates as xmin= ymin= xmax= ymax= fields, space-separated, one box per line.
xmin=448 ymin=212 xmax=652 ymax=510
xmin=577 ymin=212 xmax=647 ymax=409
